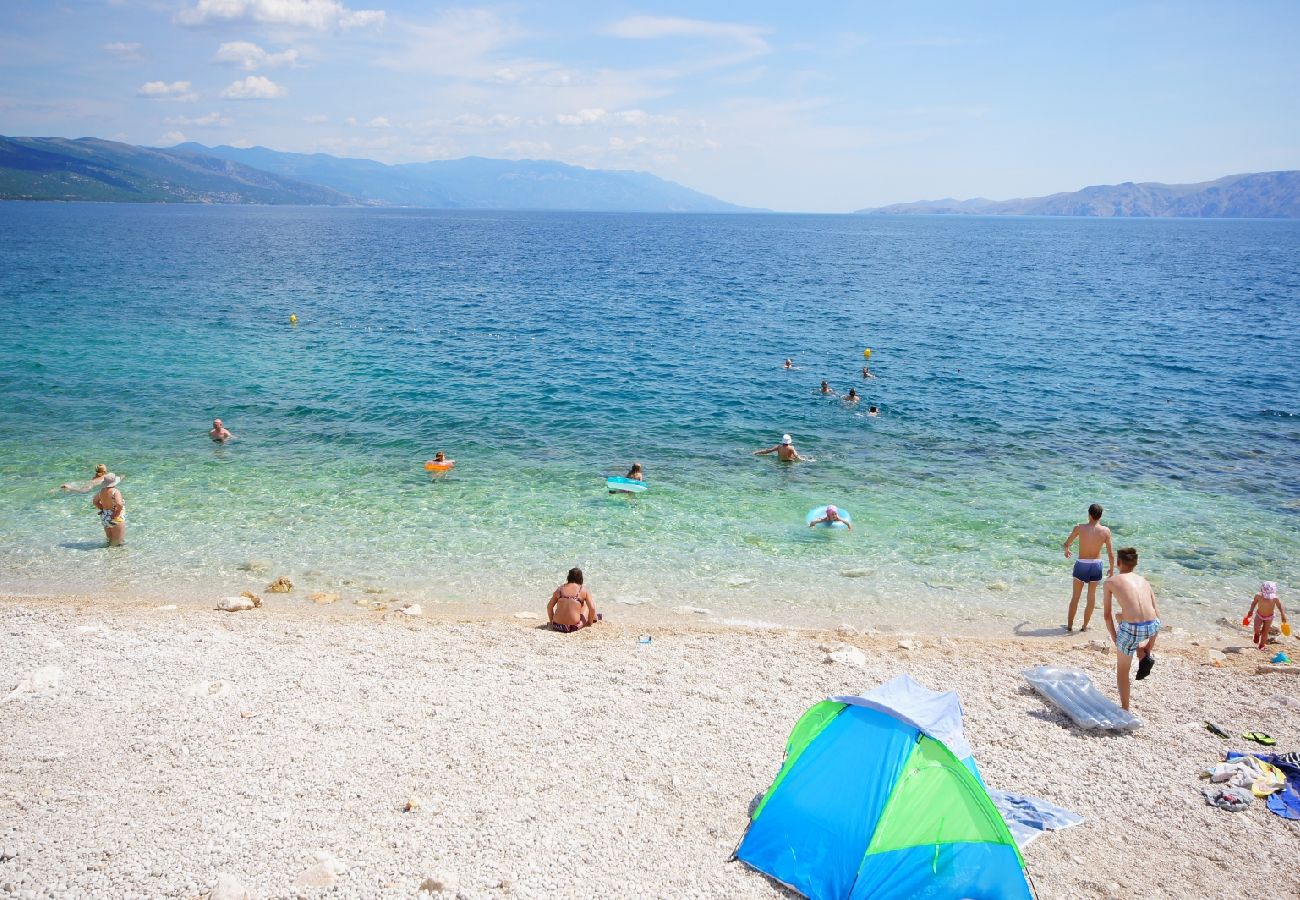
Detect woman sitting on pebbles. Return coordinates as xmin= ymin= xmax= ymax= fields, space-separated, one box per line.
xmin=547 ymin=567 xmax=601 ymax=633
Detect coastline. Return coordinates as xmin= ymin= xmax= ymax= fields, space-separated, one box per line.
xmin=4 ymin=593 xmax=1298 ymax=898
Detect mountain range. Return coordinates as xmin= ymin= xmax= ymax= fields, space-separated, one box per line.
xmin=0 ymin=135 xmax=750 ymax=212
xmin=857 ymin=171 xmax=1300 ymax=218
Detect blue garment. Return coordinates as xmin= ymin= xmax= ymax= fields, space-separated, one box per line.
xmin=1071 ymin=559 xmax=1103 ymax=583
xmin=1226 ymin=750 xmax=1300 ymax=820
xmin=988 ymin=789 xmax=1085 ymax=848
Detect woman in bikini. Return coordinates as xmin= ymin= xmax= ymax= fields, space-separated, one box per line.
xmin=547 ymin=567 xmax=600 ymax=633
xmin=92 ymin=473 xmax=126 ymax=546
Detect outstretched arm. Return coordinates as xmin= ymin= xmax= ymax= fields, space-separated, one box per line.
xmin=752 ymin=446 xmax=776 ymax=456
xmin=1062 ymin=526 xmax=1079 ymax=558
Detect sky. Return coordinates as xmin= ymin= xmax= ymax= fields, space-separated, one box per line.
xmin=1 ymin=1 xmax=1298 ymax=212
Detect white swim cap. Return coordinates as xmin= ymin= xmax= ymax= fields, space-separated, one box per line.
xmin=781 ymin=434 xmax=792 ymax=445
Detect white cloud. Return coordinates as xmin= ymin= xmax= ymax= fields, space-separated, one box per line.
xmin=165 ymin=111 xmax=233 ymax=127
xmin=214 ymin=41 xmax=300 ymax=71
xmin=103 ymin=42 xmax=143 ymax=60
xmin=230 ymin=138 xmax=254 ymax=148
xmin=499 ymin=140 xmax=552 ymax=159
xmin=365 ymin=116 xmax=390 ymax=128
xmin=301 ymin=113 xmax=327 ymax=123
xmin=137 ymin=81 xmax=199 ymax=102
xmin=220 ymin=75 xmax=287 ymax=99
xmin=160 ymin=130 xmax=187 ymax=144
xmin=548 ymin=108 xmax=679 ymax=128
xmin=177 ymin=0 xmax=384 ymax=30
xmin=606 ymin=16 xmax=770 ymax=55
xmin=554 ymin=107 xmax=607 ymax=126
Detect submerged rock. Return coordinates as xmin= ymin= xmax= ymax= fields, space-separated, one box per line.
xmin=308 ymin=592 xmax=339 ymax=604
xmin=267 ymin=577 xmax=294 ymax=594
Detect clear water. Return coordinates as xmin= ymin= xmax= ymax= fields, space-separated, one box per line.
xmin=1 ymin=204 xmax=1296 ymax=633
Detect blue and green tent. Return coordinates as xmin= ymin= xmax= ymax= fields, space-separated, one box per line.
xmin=735 ymin=675 xmax=1033 ymax=900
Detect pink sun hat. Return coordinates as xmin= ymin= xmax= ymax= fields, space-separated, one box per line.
xmin=1261 ymin=582 xmax=1278 ymax=600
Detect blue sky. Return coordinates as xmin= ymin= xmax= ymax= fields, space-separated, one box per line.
xmin=1 ymin=1 xmax=1297 ymax=211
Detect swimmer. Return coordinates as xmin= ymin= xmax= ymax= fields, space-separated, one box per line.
xmin=92 ymin=473 xmax=126 ymax=547
xmin=60 ymin=463 xmax=109 ymax=493
xmin=783 ymin=358 xmax=795 ymax=369
xmin=862 ymin=365 xmax=876 ymax=379
xmin=209 ymin=418 xmax=234 ymax=443
xmin=424 ymin=451 xmax=456 ymax=476
xmin=626 ymin=462 xmax=644 ymax=481
xmin=844 ymin=388 xmax=860 ymax=404
xmin=753 ymin=433 xmax=811 ymax=462
xmin=868 ymin=405 xmax=879 ymax=417
xmin=820 ymin=380 xmax=836 ymax=396
xmin=808 ymin=504 xmax=852 ymax=530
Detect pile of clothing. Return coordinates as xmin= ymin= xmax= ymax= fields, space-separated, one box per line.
xmin=1201 ymin=751 xmax=1300 ymax=819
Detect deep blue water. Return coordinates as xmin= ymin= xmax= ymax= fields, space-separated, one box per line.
xmin=0 ymin=204 xmax=1296 ymax=631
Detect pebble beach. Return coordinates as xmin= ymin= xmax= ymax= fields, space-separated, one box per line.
xmin=3 ymin=594 xmax=1299 ymax=899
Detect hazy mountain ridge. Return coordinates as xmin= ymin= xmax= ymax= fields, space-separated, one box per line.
xmin=0 ymin=135 xmax=751 ymax=212
xmin=0 ymin=136 xmax=351 ymax=205
xmin=859 ymin=171 xmax=1300 ymax=218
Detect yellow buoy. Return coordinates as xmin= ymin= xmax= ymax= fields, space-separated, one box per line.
xmin=862 ymin=348 xmax=871 ymax=359
xmin=289 ymin=314 xmax=298 ymax=325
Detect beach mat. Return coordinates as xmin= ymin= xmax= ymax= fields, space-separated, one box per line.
xmin=1022 ymin=666 xmax=1143 ymax=732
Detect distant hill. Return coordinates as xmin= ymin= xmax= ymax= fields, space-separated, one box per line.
xmin=181 ymin=143 xmax=753 ymax=212
xmin=0 ymin=136 xmax=351 ymax=205
xmin=858 ymin=171 xmax=1300 ymax=218
xmin=0 ymin=134 xmax=753 ymax=212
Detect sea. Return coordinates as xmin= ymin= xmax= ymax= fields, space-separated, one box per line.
xmin=0 ymin=203 xmax=1296 ymax=633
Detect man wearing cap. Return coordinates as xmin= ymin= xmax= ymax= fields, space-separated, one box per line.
xmin=752 ymin=434 xmax=810 ymax=462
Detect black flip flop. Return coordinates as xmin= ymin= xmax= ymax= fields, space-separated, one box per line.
xmin=1136 ymin=653 xmax=1155 ymax=680
xmin=1205 ymin=722 xmax=1230 ymax=739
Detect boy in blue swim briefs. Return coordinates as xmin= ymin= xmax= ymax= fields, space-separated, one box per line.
xmin=1103 ymin=547 xmax=1161 ymax=711
xmin=1062 ymin=503 xmax=1115 ymax=632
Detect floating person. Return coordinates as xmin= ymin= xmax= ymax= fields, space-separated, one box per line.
xmin=868 ymin=405 xmax=879 ymax=417
xmin=844 ymin=388 xmax=860 ymax=404
xmin=783 ymin=358 xmax=795 ymax=369
xmin=1103 ymin=546 xmax=1161 ymax=710
xmin=1062 ymin=503 xmax=1116 ymax=632
xmin=547 ymin=567 xmax=601 ymax=633
xmin=608 ymin=462 xmax=646 ymax=494
xmin=820 ymin=380 xmax=836 ymax=396
xmin=209 ymin=418 xmax=234 ymax=443
xmin=862 ymin=365 xmax=876 ymax=379
xmin=808 ymin=504 xmax=853 ymax=530
xmin=753 ymin=434 xmax=811 ymax=462
xmin=60 ymin=463 xmax=109 ymax=493
xmin=424 ymin=451 xmax=456 ymax=476
xmin=92 ymin=473 xmax=126 ymax=547
xmin=1243 ymin=582 xmax=1288 ymax=651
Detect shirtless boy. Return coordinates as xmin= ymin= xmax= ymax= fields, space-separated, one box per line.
xmin=209 ymin=419 xmax=234 ymax=442
xmin=1103 ymin=547 xmax=1161 ymax=710
xmin=1062 ymin=503 xmax=1115 ymax=631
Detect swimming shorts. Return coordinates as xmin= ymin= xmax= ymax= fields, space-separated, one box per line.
xmin=1116 ymin=618 xmax=1161 ymax=656
xmin=1071 ymin=559 xmax=1103 ymax=583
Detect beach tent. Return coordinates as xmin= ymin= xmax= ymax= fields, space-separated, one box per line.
xmin=735 ymin=675 xmax=1033 ymax=900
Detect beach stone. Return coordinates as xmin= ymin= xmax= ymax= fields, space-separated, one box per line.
xmin=419 ymin=871 xmax=458 ymax=894
xmin=184 ymin=680 xmax=232 ymax=700
xmin=838 ymin=568 xmax=871 ymax=578
xmin=824 ymin=646 xmax=866 ymax=668
xmin=295 ymin=851 xmax=347 ymax=889
xmin=6 ymin=666 xmax=63 ymax=700
xmin=676 ymin=606 xmax=711 ymax=616
xmin=0 ymin=847 xmax=16 ymax=862
xmin=897 ymin=639 xmax=921 ymax=651
xmin=266 ymin=577 xmax=293 ymax=594
xmin=207 ymin=873 xmax=249 ymax=900
xmin=238 ymin=560 xmax=270 ymax=574
xmin=216 ymin=596 xmax=258 ymax=613
xmin=308 ymin=592 xmax=339 ymax=604
xmin=836 ymin=624 xmax=857 ymax=636
xmin=399 ymin=603 xmax=423 ymax=616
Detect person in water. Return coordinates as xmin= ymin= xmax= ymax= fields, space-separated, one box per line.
xmin=844 ymin=388 xmax=860 ymax=404
xmin=1103 ymin=547 xmax=1161 ymax=710
xmin=1243 ymin=581 xmax=1287 ymax=651
xmin=753 ymin=434 xmax=810 ymax=462
xmin=92 ymin=473 xmax=126 ymax=547
xmin=862 ymin=365 xmax=876 ymax=379
xmin=820 ymin=380 xmax=836 ymax=396
xmin=626 ymin=462 xmax=644 ymax=481
xmin=1063 ymin=503 xmax=1116 ymax=631
xmin=209 ymin=419 xmax=234 ymax=442
xmin=783 ymin=358 xmax=794 ymax=369
xmin=868 ymin=405 xmax=879 ymax=417
xmin=61 ymin=463 xmax=109 ymax=493
xmin=547 ymin=567 xmax=601 ymax=633
xmin=808 ymin=505 xmax=852 ymax=530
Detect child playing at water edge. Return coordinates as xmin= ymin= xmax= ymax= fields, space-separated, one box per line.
xmin=1243 ymin=582 xmax=1287 ymax=651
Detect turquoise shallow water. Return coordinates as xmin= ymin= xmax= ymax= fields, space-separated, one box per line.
xmin=0 ymin=204 xmax=1296 ymax=632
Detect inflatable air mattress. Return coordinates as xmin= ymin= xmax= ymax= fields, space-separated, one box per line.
xmin=1022 ymin=665 xmax=1143 ymax=732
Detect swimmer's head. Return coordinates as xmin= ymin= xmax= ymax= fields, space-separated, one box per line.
xmin=869 ymin=406 xmax=878 ymax=413
xmin=629 ymin=462 xmax=642 ymax=473
xmin=826 ymin=505 xmax=838 ymax=517
xmin=848 ymin=388 xmax=857 ymax=397
xmin=434 ymin=451 xmax=445 ymax=461
xmin=567 ymin=566 xmax=584 ymax=585
xmin=213 ymin=419 xmax=223 ymax=428
xmin=94 ymin=464 xmax=107 ymax=476
xmin=781 ymin=434 xmax=792 ymax=445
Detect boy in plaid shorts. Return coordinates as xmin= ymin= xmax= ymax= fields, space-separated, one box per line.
xmin=1103 ymin=547 xmax=1162 ymax=711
